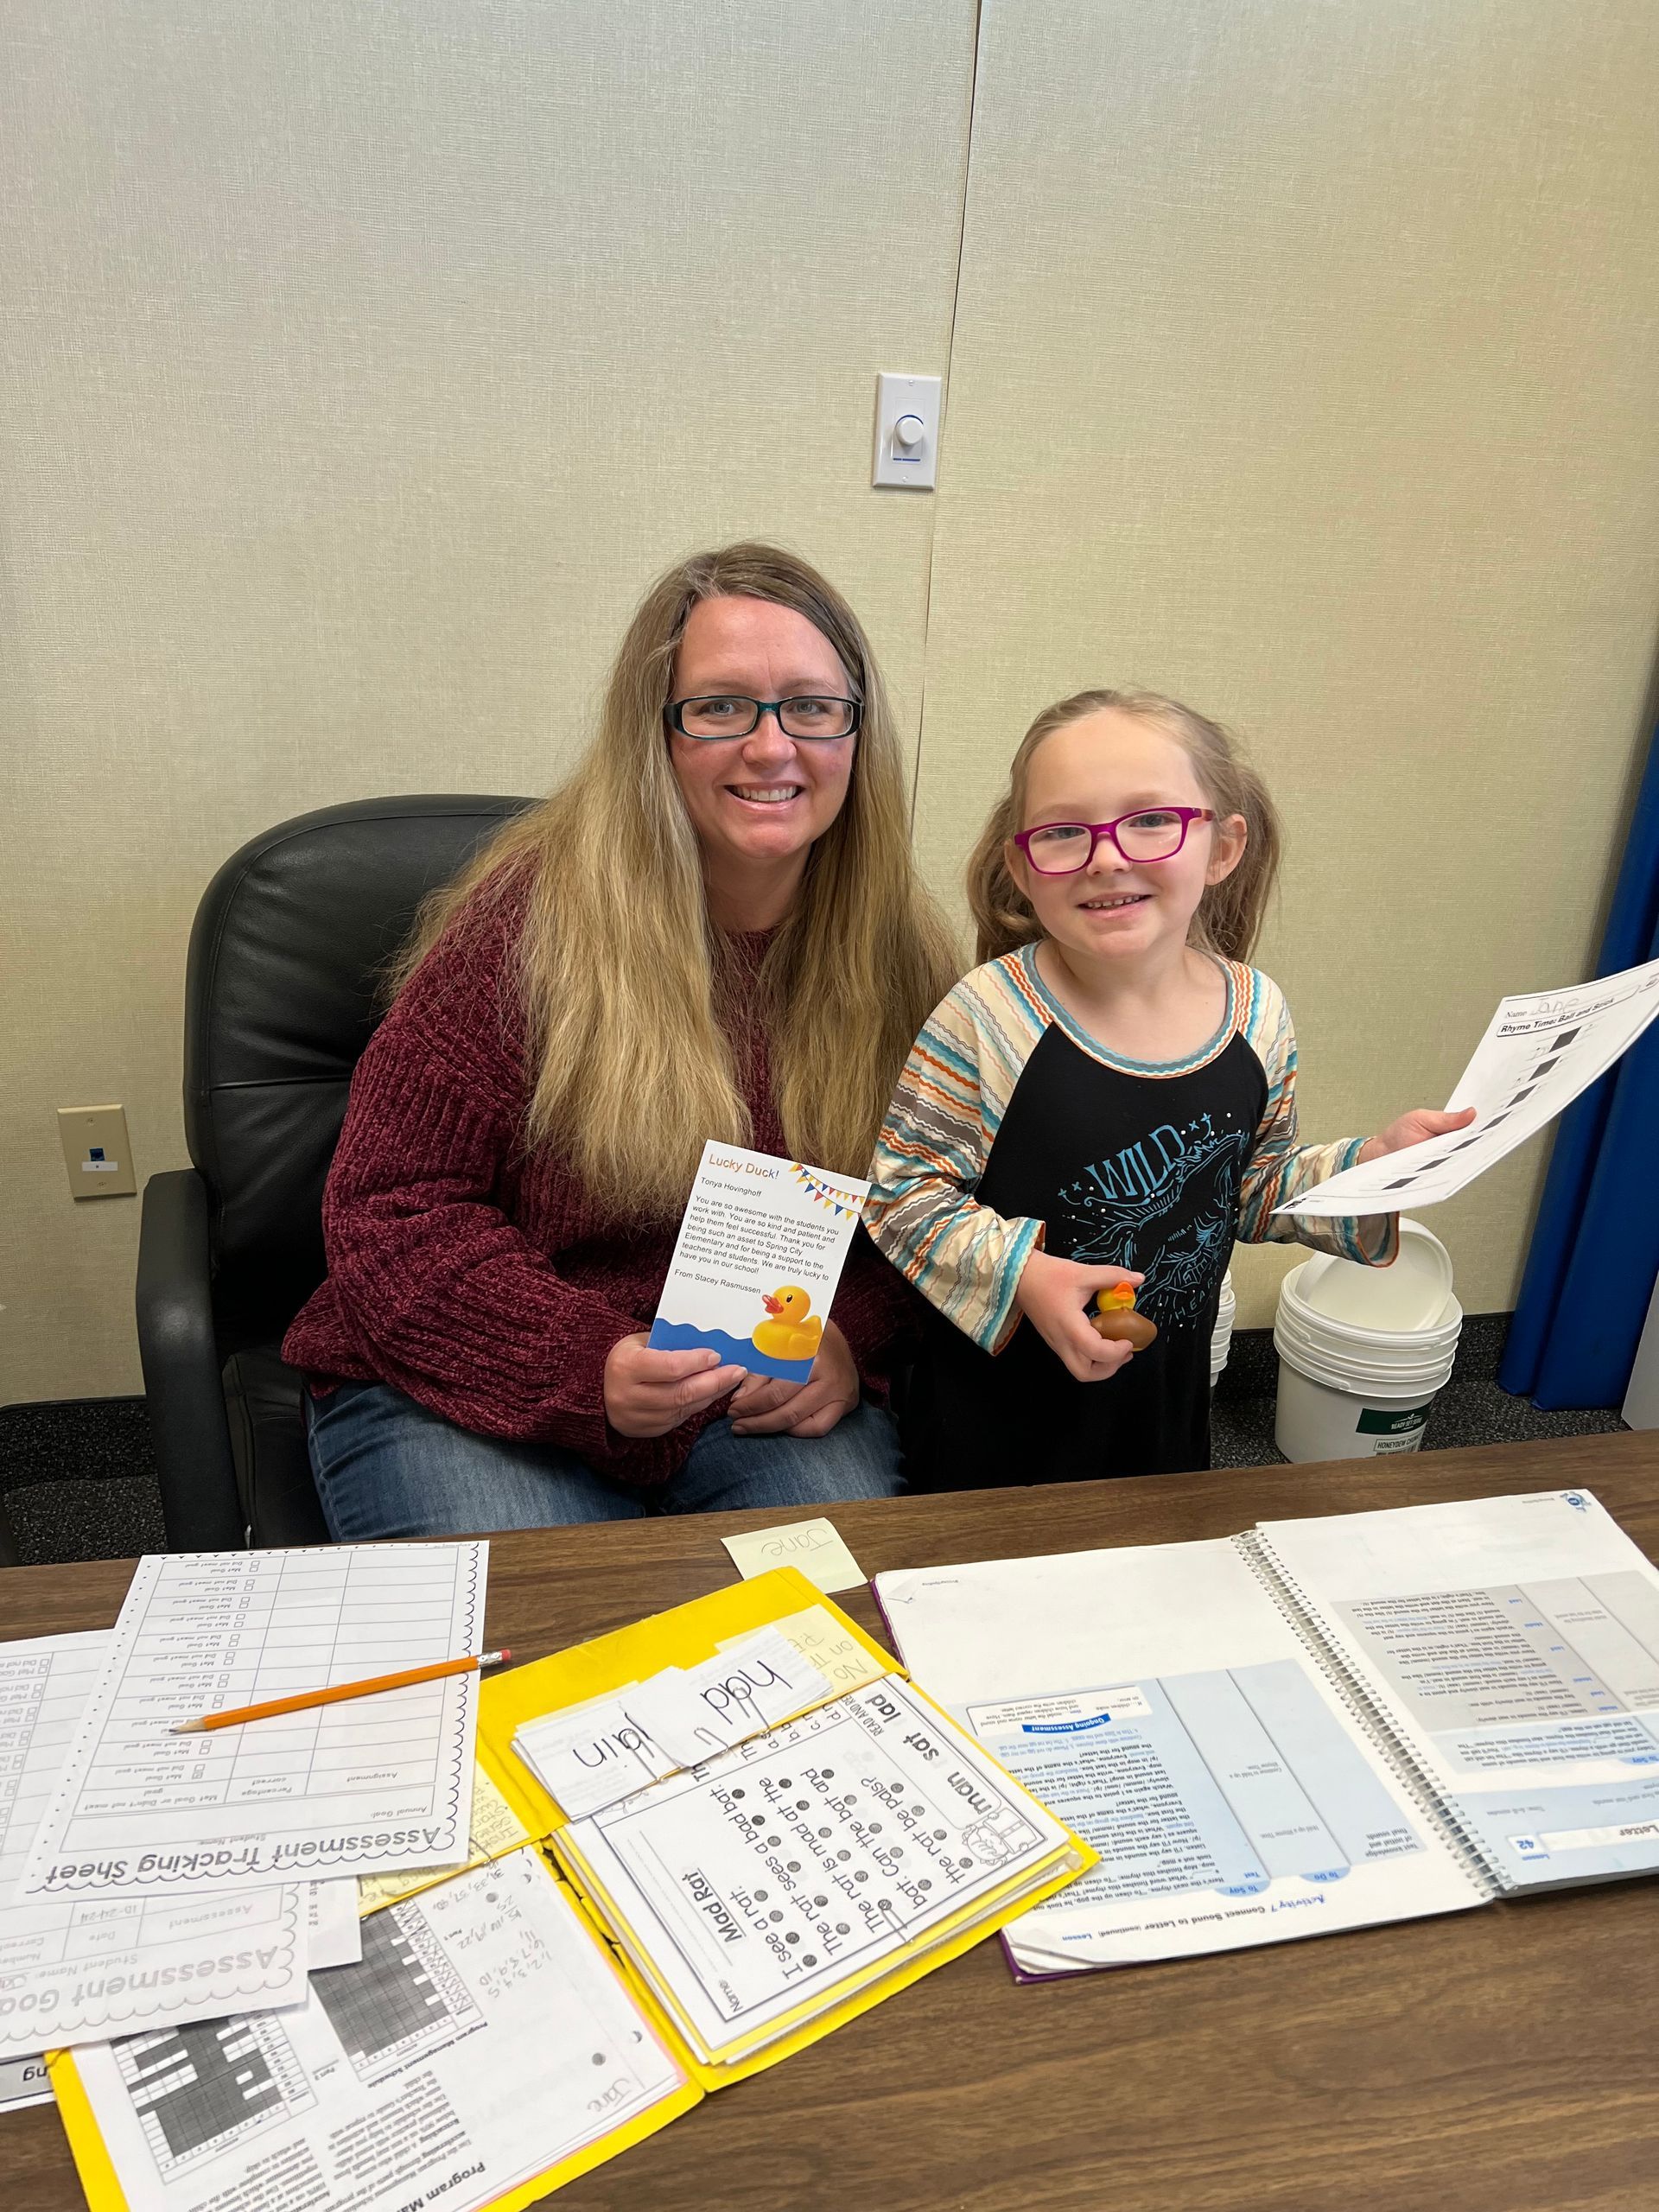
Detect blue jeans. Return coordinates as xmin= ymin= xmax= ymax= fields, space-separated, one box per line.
xmin=304 ymin=1379 xmax=906 ymax=1540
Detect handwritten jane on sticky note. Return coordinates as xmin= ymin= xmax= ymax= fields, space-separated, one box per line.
xmin=721 ymin=1516 xmax=867 ymax=1595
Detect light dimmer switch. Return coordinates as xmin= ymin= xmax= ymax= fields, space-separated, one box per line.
xmin=872 ymin=372 xmax=941 ymax=490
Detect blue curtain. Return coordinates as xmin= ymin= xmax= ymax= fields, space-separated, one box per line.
xmin=1501 ymin=728 xmax=1659 ymax=1408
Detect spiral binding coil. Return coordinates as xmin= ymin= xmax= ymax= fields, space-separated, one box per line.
xmin=1232 ymin=1530 xmax=1506 ymax=1897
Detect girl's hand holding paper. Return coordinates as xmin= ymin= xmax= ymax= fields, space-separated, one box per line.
xmin=1356 ymin=1104 xmax=1477 ymax=1164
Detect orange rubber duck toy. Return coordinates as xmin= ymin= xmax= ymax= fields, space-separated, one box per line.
xmin=1090 ymin=1281 xmax=1158 ymax=1351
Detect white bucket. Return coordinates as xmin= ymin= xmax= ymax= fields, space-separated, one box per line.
xmin=1274 ymin=1221 xmax=1461 ymax=1461
xmin=1210 ymin=1271 xmax=1236 ymax=1386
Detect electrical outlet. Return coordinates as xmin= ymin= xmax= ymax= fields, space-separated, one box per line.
xmin=58 ymin=1105 xmax=137 ymax=1199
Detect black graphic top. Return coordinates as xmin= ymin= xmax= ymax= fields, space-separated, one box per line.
xmin=866 ymin=946 xmax=1394 ymax=1488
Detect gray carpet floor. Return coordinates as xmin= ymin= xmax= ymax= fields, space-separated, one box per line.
xmin=0 ymin=1313 xmax=1627 ymax=1567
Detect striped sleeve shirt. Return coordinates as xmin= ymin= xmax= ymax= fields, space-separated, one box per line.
xmin=865 ymin=944 xmax=1398 ymax=1359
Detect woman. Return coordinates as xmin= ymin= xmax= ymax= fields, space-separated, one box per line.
xmin=284 ymin=543 xmax=959 ymax=1537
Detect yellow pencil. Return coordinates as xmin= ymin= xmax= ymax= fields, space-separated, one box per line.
xmin=168 ymin=1649 xmax=512 ymax=1733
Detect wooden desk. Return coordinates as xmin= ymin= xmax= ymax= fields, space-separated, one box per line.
xmin=8 ymin=1431 xmax=1659 ymax=2212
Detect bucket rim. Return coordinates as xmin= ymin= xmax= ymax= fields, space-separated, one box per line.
xmin=1279 ymin=1276 xmax=1462 ymax=1347
xmin=1282 ymin=1318 xmax=1459 ymax=1371
xmin=1273 ymin=1312 xmax=1461 ymax=1366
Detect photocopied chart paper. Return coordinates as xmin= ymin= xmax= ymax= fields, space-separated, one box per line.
xmin=1255 ymin=1490 xmax=1659 ymax=1890
xmin=1279 ymin=956 xmax=1659 ymax=1217
xmin=876 ymin=1541 xmax=1487 ymax=1969
xmin=648 ymin=1141 xmax=869 ymax=1382
xmin=58 ymin=1850 xmax=692 ymax=2212
xmin=22 ymin=1545 xmax=486 ymax=1902
xmin=0 ymin=1633 xmax=311 ymax=2063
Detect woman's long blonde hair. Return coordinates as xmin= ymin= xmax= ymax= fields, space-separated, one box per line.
xmin=395 ymin=543 xmax=959 ymax=1218
xmin=967 ymin=687 xmax=1282 ymax=967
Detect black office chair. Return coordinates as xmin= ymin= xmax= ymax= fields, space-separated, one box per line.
xmin=135 ymin=795 xmax=533 ymax=1549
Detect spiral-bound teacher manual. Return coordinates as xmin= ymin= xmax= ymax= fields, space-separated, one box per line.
xmin=874 ymin=1489 xmax=1659 ymax=1975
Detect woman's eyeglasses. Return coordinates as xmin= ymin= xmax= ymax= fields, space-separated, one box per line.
xmin=1013 ymin=806 xmax=1217 ymax=874
xmin=666 ymin=696 xmax=862 ymax=741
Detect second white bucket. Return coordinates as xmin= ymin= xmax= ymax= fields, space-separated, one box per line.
xmin=1210 ymin=1271 xmax=1236 ymax=1386
xmin=1274 ymin=1222 xmax=1461 ymax=1462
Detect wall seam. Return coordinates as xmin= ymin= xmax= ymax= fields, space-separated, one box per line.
xmin=908 ymin=0 xmax=985 ymax=831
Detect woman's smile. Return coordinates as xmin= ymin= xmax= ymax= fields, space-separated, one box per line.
xmin=726 ymin=781 xmax=806 ymax=807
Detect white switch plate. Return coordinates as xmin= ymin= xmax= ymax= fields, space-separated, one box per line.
xmin=872 ymin=372 xmax=941 ymax=490
xmin=58 ymin=1104 xmax=137 ymax=1199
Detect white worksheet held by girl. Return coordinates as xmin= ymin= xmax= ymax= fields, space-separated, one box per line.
xmin=21 ymin=1545 xmax=486 ymax=1901
xmin=1279 ymin=955 xmax=1659 ymax=1217
xmin=0 ymin=1632 xmax=311 ymax=2062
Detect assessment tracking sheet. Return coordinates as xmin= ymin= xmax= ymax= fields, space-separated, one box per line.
xmin=875 ymin=1542 xmax=1487 ymax=1970
xmin=60 ymin=1849 xmax=690 ymax=2212
xmin=22 ymin=1545 xmax=486 ymax=1901
xmin=553 ymin=1674 xmax=1077 ymax=2058
xmin=0 ymin=1633 xmax=315 ymax=2066
xmin=1257 ymin=1490 xmax=1659 ymax=1890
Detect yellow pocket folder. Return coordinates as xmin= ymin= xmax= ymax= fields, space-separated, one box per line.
xmin=475 ymin=1569 xmax=1096 ymax=2090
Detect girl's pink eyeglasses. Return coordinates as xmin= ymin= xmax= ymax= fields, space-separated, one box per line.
xmin=1013 ymin=806 xmax=1217 ymax=875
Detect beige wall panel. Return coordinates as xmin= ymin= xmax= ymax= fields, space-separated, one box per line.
xmin=916 ymin=0 xmax=1659 ymax=1330
xmin=0 ymin=0 xmax=978 ymax=1402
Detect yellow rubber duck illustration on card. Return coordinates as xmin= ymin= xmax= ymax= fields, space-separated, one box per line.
xmin=751 ymin=1287 xmax=824 ymax=1365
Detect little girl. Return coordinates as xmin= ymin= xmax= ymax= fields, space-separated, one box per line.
xmin=864 ymin=688 xmax=1471 ymax=1489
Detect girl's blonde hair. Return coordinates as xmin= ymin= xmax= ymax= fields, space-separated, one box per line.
xmin=394 ymin=542 xmax=960 ymax=1218
xmin=967 ymin=687 xmax=1281 ymax=966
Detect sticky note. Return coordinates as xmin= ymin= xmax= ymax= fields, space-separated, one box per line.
xmin=721 ymin=1516 xmax=867 ymax=1595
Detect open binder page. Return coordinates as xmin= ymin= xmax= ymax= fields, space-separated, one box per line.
xmin=55 ymin=1850 xmax=694 ymax=2212
xmin=0 ymin=1633 xmax=311 ymax=2061
xmin=876 ymin=1541 xmax=1487 ymax=1970
xmin=23 ymin=1545 xmax=486 ymax=1901
xmin=1254 ymin=1489 xmax=1659 ymax=1890
xmin=555 ymin=1675 xmax=1077 ymax=2058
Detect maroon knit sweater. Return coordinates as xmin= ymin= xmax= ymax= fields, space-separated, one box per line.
xmin=283 ymin=894 xmax=918 ymax=1489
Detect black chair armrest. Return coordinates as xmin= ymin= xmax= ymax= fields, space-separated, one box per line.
xmin=136 ymin=1170 xmax=246 ymax=1550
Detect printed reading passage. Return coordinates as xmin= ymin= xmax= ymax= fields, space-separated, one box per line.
xmin=648 ymin=1141 xmax=870 ymax=1382
xmin=0 ymin=1632 xmax=313 ymax=2062
xmin=21 ymin=1546 xmax=486 ymax=1902
xmin=1277 ymin=955 xmax=1659 ymax=1217
xmin=877 ymin=1542 xmax=1485 ymax=1972
xmin=1256 ymin=1490 xmax=1659 ymax=1890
